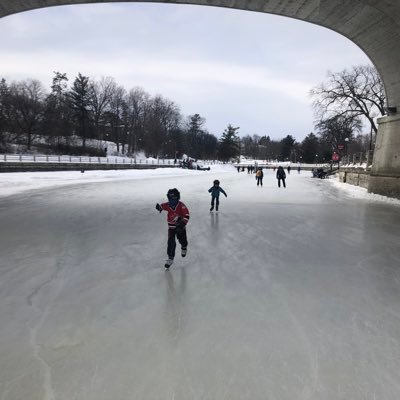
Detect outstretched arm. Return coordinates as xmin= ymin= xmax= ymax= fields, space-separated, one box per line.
xmin=220 ymin=188 xmax=227 ymax=197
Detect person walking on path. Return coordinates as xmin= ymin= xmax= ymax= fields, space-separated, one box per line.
xmin=256 ymin=167 xmax=264 ymax=187
xmin=276 ymin=166 xmax=286 ymax=188
xmin=156 ymin=188 xmax=190 ymax=269
xmin=208 ymin=179 xmax=227 ymax=212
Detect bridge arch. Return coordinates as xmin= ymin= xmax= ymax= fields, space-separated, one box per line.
xmin=1 ymin=0 xmax=400 ymax=197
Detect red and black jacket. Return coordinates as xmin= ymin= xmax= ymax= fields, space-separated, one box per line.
xmin=160 ymin=201 xmax=190 ymax=229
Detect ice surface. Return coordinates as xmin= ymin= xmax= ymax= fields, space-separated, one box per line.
xmin=0 ymin=167 xmax=400 ymax=400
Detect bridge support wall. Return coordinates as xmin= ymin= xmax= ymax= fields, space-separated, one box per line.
xmin=369 ymin=115 xmax=400 ymax=199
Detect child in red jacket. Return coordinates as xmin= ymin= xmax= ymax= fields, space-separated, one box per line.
xmin=156 ymin=188 xmax=190 ymax=269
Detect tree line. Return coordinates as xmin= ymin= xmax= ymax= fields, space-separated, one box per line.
xmin=0 ymin=72 xmax=218 ymax=159
xmin=221 ymin=130 xmax=374 ymax=164
xmin=0 ymin=64 xmax=386 ymax=162
xmin=225 ymin=64 xmax=386 ymax=163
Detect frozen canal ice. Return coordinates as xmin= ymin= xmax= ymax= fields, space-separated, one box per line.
xmin=0 ymin=168 xmax=400 ymax=399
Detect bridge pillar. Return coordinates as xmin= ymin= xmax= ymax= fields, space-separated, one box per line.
xmin=368 ymin=114 xmax=400 ymax=199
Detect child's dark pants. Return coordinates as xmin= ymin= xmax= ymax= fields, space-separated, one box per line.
xmin=167 ymin=227 xmax=188 ymax=259
xmin=211 ymin=195 xmax=219 ymax=210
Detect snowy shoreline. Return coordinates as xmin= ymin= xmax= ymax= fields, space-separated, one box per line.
xmin=327 ymin=174 xmax=400 ymax=206
xmin=1 ymin=166 xmax=399 ymax=207
xmin=0 ymin=165 xmax=234 ymax=198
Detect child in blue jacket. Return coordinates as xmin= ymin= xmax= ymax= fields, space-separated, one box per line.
xmin=208 ymin=180 xmax=227 ymax=212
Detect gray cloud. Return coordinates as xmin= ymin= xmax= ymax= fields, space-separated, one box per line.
xmin=0 ymin=3 xmax=370 ymax=140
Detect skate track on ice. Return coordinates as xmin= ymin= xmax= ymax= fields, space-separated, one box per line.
xmin=1 ymin=167 xmax=400 ymax=400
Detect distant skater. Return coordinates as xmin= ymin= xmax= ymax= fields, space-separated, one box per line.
xmin=156 ymin=188 xmax=190 ymax=269
xmin=287 ymin=165 xmax=291 ymax=174
xmin=208 ymin=179 xmax=228 ymax=212
xmin=276 ymin=166 xmax=286 ymax=188
xmin=297 ymin=165 xmax=301 ymax=174
xmin=208 ymin=179 xmax=227 ymax=212
xmin=256 ymin=167 xmax=264 ymax=186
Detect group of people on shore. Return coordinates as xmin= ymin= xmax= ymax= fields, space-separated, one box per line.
xmin=236 ymin=165 xmax=258 ymax=173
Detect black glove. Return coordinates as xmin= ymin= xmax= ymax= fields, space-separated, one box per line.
xmin=225 ymin=194 xmax=228 ymax=197
xmin=175 ymin=217 xmax=186 ymax=233
xmin=176 ymin=217 xmax=185 ymax=227
xmin=156 ymin=203 xmax=162 ymax=213
xmin=176 ymin=224 xmax=185 ymax=235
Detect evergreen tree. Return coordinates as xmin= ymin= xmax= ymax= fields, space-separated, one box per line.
xmin=280 ymin=135 xmax=296 ymax=161
xmin=186 ymin=113 xmax=206 ymax=158
xmin=69 ymin=73 xmax=91 ymax=148
xmin=281 ymin=135 xmax=296 ymax=161
xmin=218 ymin=124 xmax=240 ymax=161
xmin=300 ymin=133 xmax=319 ymax=163
xmin=258 ymin=135 xmax=270 ymax=146
xmin=42 ymin=72 xmax=71 ymax=148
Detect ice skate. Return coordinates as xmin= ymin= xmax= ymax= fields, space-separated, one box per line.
xmin=164 ymin=258 xmax=174 ymax=269
xmin=210 ymin=206 xmax=214 ymax=212
xmin=181 ymin=247 xmax=187 ymax=257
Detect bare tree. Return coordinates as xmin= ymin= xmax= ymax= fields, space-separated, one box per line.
xmin=89 ymin=76 xmax=116 ymax=138
xmin=311 ymin=65 xmax=386 ymax=138
xmin=126 ymin=87 xmax=150 ymax=154
xmin=106 ymin=85 xmax=126 ymax=153
xmin=160 ymin=99 xmax=181 ymax=158
xmin=145 ymin=95 xmax=181 ymax=157
xmin=9 ymin=79 xmax=46 ymax=150
xmin=0 ymin=78 xmax=11 ymax=149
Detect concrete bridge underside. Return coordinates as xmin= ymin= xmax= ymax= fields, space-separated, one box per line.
xmin=1 ymin=0 xmax=400 ymax=198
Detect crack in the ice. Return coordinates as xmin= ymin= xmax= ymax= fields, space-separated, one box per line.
xmin=1 ymin=371 xmax=35 ymax=400
xmin=26 ymin=261 xmax=63 ymax=306
xmin=27 ymin=245 xmax=73 ymax=400
xmin=30 ymin=319 xmax=55 ymax=400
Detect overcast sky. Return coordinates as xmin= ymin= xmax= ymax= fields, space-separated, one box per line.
xmin=0 ymin=2 xmax=371 ymax=141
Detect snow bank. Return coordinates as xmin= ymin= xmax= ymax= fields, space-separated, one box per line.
xmin=327 ymin=175 xmax=400 ymax=205
xmin=0 ymin=164 xmax=234 ymax=198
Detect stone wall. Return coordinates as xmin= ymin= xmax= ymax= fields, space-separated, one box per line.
xmin=339 ymin=169 xmax=370 ymax=189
